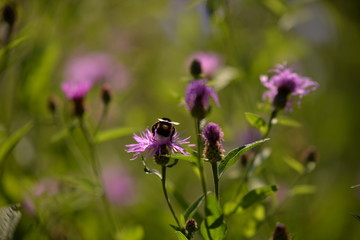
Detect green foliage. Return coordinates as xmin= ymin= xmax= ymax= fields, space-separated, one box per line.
xmin=224 ymin=185 xmax=278 ymax=216
xmin=94 ymin=127 xmax=136 ymax=143
xmin=0 ymin=204 xmax=21 ymax=240
xmin=0 ymin=122 xmax=32 ymax=164
xmin=184 ymin=194 xmax=205 ymax=220
xmin=218 ymin=138 xmax=270 ymax=177
xmin=200 ymin=194 xmax=227 ymax=240
xmin=176 ymin=231 xmax=189 ymax=240
xmin=245 ymin=112 xmax=268 ymax=135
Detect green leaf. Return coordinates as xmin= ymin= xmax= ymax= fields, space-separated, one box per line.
xmin=0 ymin=204 xmax=22 ymax=240
xmin=351 ymin=214 xmax=360 ymax=222
xmin=0 ymin=35 xmax=28 ymax=57
xmin=200 ymin=194 xmax=226 ymax=240
xmin=283 ymin=156 xmax=304 ymax=174
xmin=51 ymin=121 xmax=78 ymax=143
xmin=170 ymin=154 xmax=197 ymax=163
xmin=245 ymin=112 xmax=268 ymax=135
xmin=209 ymin=66 xmax=239 ymax=91
xmin=184 ymin=194 xmax=205 ymax=220
xmin=115 ymin=225 xmax=144 ymax=240
xmin=218 ymin=138 xmax=270 ymax=177
xmin=225 ymin=185 xmax=278 ymax=216
xmin=176 ymin=231 xmax=188 ymax=240
xmin=275 ymin=116 xmax=301 ymax=127
xmin=351 ymin=184 xmax=360 ymax=189
xmin=94 ymin=127 xmax=136 ymax=143
xmin=290 ymin=185 xmax=316 ymax=196
xmin=0 ymin=122 xmax=32 ymax=164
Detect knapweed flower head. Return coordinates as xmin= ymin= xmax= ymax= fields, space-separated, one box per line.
xmin=126 ymin=118 xmax=191 ymax=165
xmin=202 ymin=122 xmax=224 ymax=163
xmin=187 ymin=52 xmax=223 ymax=79
xmin=61 ymin=53 xmax=116 ymax=100
xmin=185 ymin=79 xmax=220 ymax=120
xmin=102 ymin=164 xmax=136 ymax=206
xmin=260 ymin=63 xmax=319 ymax=111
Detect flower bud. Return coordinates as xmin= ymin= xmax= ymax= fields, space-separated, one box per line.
xmin=73 ymin=98 xmax=85 ymax=118
xmin=190 ymin=59 xmax=202 ymax=79
xmin=47 ymin=96 xmax=57 ymax=115
xmin=272 ymin=223 xmax=290 ymax=240
xmin=101 ymin=83 xmax=112 ymax=105
xmin=185 ymin=218 xmax=198 ymax=236
xmin=2 ymin=4 xmax=17 ymax=27
xmin=202 ymin=123 xmax=224 ymax=163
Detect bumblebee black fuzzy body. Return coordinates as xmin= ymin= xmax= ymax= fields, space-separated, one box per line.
xmin=151 ymin=118 xmax=178 ymax=139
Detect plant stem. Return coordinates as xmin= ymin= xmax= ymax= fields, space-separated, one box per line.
xmin=94 ymin=103 xmax=109 ymax=136
xmin=161 ymin=165 xmax=181 ymax=228
xmin=78 ymin=117 xmax=117 ymax=235
xmin=211 ymin=162 xmax=220 ymax=201
xmin=194 ymin=118 xmax=212 ymax=240
xmin=235 ymin=109 xmax=278 ymax=199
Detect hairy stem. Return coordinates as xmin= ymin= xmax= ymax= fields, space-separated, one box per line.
xmin=195 ymin=118 xmax=212 ymax=240
xmin=161 ymin=166 xmax=181 ymax=228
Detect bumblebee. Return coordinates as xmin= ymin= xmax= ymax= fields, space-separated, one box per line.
xmin=151 ymin=118 xmax=179 ymax=139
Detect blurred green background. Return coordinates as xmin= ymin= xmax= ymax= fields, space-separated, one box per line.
xmin=1 ymin=0 xmax=360 ymax=239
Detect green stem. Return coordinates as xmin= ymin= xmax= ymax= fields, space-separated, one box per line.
xmin=194 ymin=118 xmax=212 ymax=240
xmin=161 ymin=166 xmax=181 ymax=228
xmin=211 ymin=162 xmax=220 ymax=201
xmin=78 ymin=117 xmax=117 ymax=235
xmin=94 ymin=103 xmax=109 ymax=136
xmin=234 ymin=109 xmax=278 ymax=200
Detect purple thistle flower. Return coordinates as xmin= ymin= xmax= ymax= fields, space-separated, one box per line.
xmin=202 ymin=122 xmax=224 ymax=163
xmin=202 ymin=122 xmax=224 ymax=146
xmin=61 ymin=53 xmax=114 ymax=100
xmin=260 ymin=63 xmax=319 ymax=111
xmin=102 ymin=164 xmax=137 ymax=206
xmin=185 ymin=79 xmax=219 ymax=120
xmin=126 ymin=126 xmax=191 ymax=161
xmin=187 ymin=52 xmax=223 ymax=78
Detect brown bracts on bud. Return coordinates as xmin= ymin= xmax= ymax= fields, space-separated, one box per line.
xmin=272 ymin=223 xmax=290 ymax=240
xmin=185 ymin=218 xmax=198 ymax=238
xmin=101 ymin=83 xmax=112 ymax=105
xmin=73 ymin=98 xmax=85 ymax=118
xmin=190 ymin=59 xmax=202 ymax=79
xmin=2 ymin=4 xmax=17 ymax=28
xmin=202 ymin=122 xmax=224 ymax=163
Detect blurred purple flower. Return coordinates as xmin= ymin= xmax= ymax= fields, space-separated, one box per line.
xmin=61 ymin=53 xmax=130 ymax=100
xmin=260 ymin=63 xmax=319 ymax=111
xmin=187 ymin=52 xmax=223 ymax=78
xmin=185 ymin=79 xmax=219 ymax=119
xmin=22 ymin=179 xmax=60 ymax=216
xmin=102 ymin=164 xmax=136 ymax=206
xmin=126 ymin=129 xmax=191 ymax=160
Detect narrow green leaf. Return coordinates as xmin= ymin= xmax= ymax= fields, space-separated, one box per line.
xmin=0 ymin=122 xmax=32 ymax=164
xmin=290 ymin=185 xmax=316 ymax=196
xmin=170 ymin=154 xmax=197 ymax=163
xmin=351 ymin=214 xmax=360 ymax=222
xmin=184 ymin=194 xmax=205 ymax=220
xmin=0 ymin=204 xmax=22 ymax=240
xmin=275 ymin=116 xmax=301 ymax=127
xmin=94 ymin=127 xmax=136 ymax=143
xmin=351 ymin=184 xmax=360 ymax=189
xmin=283 ymin=156 xmax=304 ymax=174
xmin=218 ymin=138 xmax=270 ymax=177
xmin=245 ymin=112 xmax=268 ymax=135
xmin=200 ymin=194 xmax=226 ymax=240
xmin=176 ymin=231 xmax=188 ymax=240
xmin=51 ymin=121 xmax=78 ymax=143
xmin=209 ymin=66 xmax=239 ymax=91
xmin=225 ymin=185 xmax=278 ymax=216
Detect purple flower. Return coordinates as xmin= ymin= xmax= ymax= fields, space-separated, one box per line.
xmin=185 ymin=79 xmax=220 ymax=119
xmin=61 ymin=53 xmax=130 ymax=100
xmin=126 ymin=126 xmax=191 ymax=161
xmin=202 ymin=122 xmax=224 ymax=163
xmin=187 ymin=52 xmax=223 ymax=78
xmin=202 ymin=122 xmax=224 ymax=146
xmin=102 ymin=164 xmax=136 ymax=206
xmin=260 ymin=64 xmax=319 ymax=111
